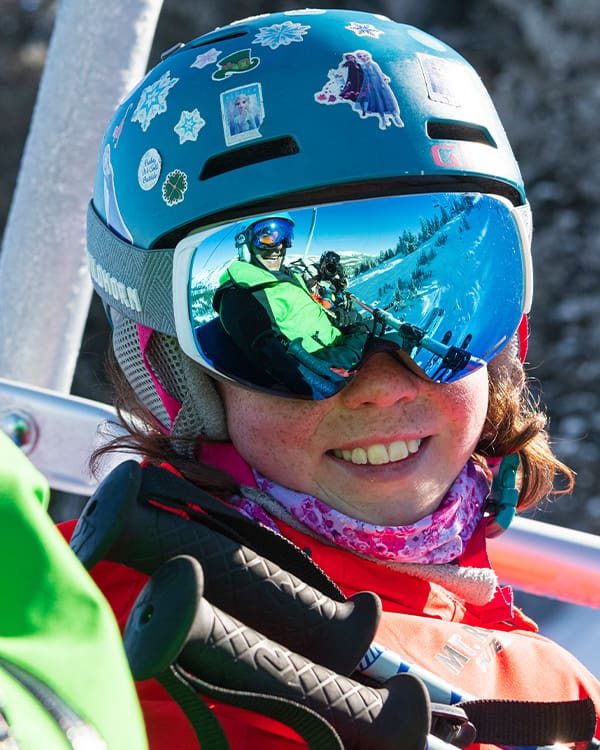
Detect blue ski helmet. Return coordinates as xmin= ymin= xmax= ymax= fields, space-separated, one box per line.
xmin=87 ymin=9 xmax=531 ymax=435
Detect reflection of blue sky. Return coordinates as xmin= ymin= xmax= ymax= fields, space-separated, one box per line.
xmin=190 ymin=194 xmax=526 ymax=370
xmin=191 ymin=194 xmax=446 ymax=283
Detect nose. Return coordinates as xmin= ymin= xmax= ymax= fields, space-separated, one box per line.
xmin=340 ymin=352 xmax=420 ymax=409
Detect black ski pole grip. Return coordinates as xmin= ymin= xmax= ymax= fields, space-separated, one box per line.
xmin=123 ymin=555 xmax=431 ymax=750
xmin=70 ymin=460 xmax=381 ymax=675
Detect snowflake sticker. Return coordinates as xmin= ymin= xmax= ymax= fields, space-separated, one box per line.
xmin=190 ymin=48 xmax=221 ymax=70
xmin=174 ymin=109 xmax=206 ymax=144
xmin=345 ymin=22 xmax=384 ymax=39
xmin=162 ymin=169 xmax=188 ymax=206
xmin=132 ymin=71 xmax=179 ymax=132
xmin=252 ymin=20 xmax=310 ymax=50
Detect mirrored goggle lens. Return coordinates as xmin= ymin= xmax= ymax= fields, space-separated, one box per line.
xmin=251 ymin=218 xmax=294 ymax=249
xmin=177 ymin=193 xmax=529 ymax=399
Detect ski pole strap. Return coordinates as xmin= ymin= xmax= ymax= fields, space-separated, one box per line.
xmin=154 ymin=666 xmax=230 ymax=750
xmin=457 ymin=696 xmax=597 ymax=746
xmin=163 ymin=662 xmax=344 ymax=750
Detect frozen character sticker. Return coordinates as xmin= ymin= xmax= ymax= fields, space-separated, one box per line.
xmin=418 ymin=53 xmax=470 ymax=107
xmin=131 ymin=70 xmax=179 ymax=132
xmin=174 ymin=108 xmax=206 ymax=144
xmin=315 ymin=50 xmax=404 ymax=130
xmin=221 ymin=83 xmax=265 ymax=146
xmin=212 ymin=49 xmax=260 ymax=81
xmin=102 ymin=145 xmax=133 ymax=241
xmin=112 ymin=103 xmax=133 ymax=147
xmin=252 ymin=20 xmax=310 ymax=50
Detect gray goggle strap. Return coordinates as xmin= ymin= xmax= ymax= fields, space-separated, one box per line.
xmin=86 ymin=202 xmax=177 ymax=336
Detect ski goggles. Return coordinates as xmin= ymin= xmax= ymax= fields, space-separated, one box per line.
xmin=173 ymin=193 xmax=532 ymax=399
xmin=247 ymin=217 xmax=294 ymax=250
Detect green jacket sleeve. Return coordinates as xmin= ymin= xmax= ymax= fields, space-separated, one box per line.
xmin=0 ymin=431 xmax=148 ymax=749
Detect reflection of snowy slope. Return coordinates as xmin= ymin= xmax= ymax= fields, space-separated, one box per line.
xmin=191 ymin=258 xmax=233 ymax=325
xmin=344 ymin=199 xmax=513 ymax=362
xmin=192 ymin=258 xmax=231 ymax=291
xmin=347 ymin=209 xmax=467 ymax=312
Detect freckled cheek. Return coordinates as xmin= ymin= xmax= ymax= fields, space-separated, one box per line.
xmin=443 ymin=383 xmax=488 ymax=443
xmin=223 ymin=390 xmax=323 ymax=459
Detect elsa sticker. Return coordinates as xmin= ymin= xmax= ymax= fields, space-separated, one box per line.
xmin=315 ymin=50 xmax=403 ymax=130
xmin=103 ymin=145 xmax=133 ymax=241
xmin=221 ymin=83 xmax=265 ymax=146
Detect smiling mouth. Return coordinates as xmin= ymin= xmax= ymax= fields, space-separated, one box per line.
xmin=332 ymin=439 xmax=422 ymax=466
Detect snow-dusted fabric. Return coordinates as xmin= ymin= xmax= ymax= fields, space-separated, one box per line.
xmin=229 ymin=460 xmax=490 ymax=564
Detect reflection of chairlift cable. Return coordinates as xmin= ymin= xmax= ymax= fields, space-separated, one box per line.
xmin=302 ymin=207 xmax=318 ymax=261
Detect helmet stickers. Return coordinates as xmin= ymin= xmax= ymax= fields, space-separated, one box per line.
xmin=92 ymin=7 xmax=527 ymax=294
xmin=345 ymin=21 xmax=385 ymax=39
xmin=162 ymin=169 xmax=188 ymax=207
xmin=131 ymin=70 xmax=179 ymax=133
xmin=211 ymin=49 xmax=260 ymax=81
xmin=220 ymin=83 xmax=265 ymax=147
xmin=191 ymin=48 xmax=222 ymax=70
xmin=138 ymin=148 xmax=162 ymax=191
xmin=252 ymin=20 xmax=311 ymax=49
xmin=314 ymin=50 xmax=404 ymax=130
xmin=102 ymin=145 xmax=133 ymax=241
xmin=173 ymin=108 xmax=206 ymax=144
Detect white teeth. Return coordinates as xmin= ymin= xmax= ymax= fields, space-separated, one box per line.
xmin=352 ymin=447 xmax=368 ymax=465
xmin=367 ymin=444 xmax=389 ymax=465
xmin=333 ymin=439 xmax=421 ymax=466
xmin=389 ymin=441 xmax=409 ymax=461
xmin=407 ymin=439 xmax=420 ymax=454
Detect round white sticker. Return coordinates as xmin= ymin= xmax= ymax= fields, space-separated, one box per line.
xmin=138 ymin=148 xmax=162 ymax=191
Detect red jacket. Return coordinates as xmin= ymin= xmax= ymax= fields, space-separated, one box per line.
xmin=60 ymin=446 xmax=600 ymax=749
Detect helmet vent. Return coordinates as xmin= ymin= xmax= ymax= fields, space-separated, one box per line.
xmin=191 ymin=30 xmax=248 ymax=47
xmin=427 ymin=121 xmax=496 ymax=147
xmin=200 ymin=136 xmax=300 ymax=180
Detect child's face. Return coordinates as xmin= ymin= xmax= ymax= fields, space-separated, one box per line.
xmin=220 ymin=353 xmax=489 ymax=526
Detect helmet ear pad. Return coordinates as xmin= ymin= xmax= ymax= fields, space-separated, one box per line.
xmin=111 ymin=314 xmax=228 ymax=455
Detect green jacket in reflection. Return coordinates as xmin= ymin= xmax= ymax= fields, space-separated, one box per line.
xmin=213 ymin=259 xmax=369 ymax=397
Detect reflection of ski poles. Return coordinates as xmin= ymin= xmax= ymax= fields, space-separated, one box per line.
xmin=348 ymin=294 xmax=484 ymax=375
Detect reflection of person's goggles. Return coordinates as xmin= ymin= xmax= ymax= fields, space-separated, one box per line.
xmin=249 ymin=218 xmax=294 ymax=250
xmin=173 ymin=193 xmax=532 ymax=400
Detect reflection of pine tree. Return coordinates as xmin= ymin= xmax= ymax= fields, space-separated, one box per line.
xmin=352 ymin=196 xmax=472 ymax=279
xmin=417 ymin=247 xmax=438 ymax=266
xmin=190 ymin=282 xmax=216 ymax=324
xmin=394 ymin=267 xmax=433 ymax=305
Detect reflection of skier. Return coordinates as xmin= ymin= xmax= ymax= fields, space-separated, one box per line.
xmin=340 ymin=53 xmax=363 ymax=101
xmin=213 ymin=217 xmax=371 ymax=397
xmin=354 ymin=50 xmax=404 ymax=129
